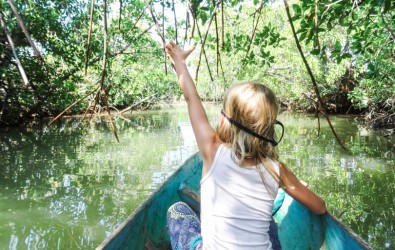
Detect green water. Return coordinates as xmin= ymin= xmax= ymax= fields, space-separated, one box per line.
xmin=0 ymin=104 xmax=393 ymax=249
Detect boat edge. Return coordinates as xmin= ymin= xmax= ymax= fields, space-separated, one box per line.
xmin=95 ymin=151 xmax=201 ymax=250
xmin=326 ymin=212 xmax=374 ymax=250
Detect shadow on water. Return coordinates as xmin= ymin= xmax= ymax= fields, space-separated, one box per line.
xmin=0 ymin=105 xmax=393 ymax=249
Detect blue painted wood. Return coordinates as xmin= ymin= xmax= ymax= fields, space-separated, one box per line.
xmin=273 ymin=189 xmax=372 ymax=250
xmin=96 ymin=153 xmax=202 ymax=250
xmin=97 ymin=153 xmax=372 ymax=250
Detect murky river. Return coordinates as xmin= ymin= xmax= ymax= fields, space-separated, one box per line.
xmin=0 ymin=104 xmax=393 ymax=249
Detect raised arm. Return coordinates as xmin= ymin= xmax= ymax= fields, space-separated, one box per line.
xmin=279 ymin=162 xmax=327 ymax=215
xmin=165 ymin=40 xmax=219 ymax=174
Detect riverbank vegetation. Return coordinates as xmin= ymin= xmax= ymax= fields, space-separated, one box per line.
xmin=0 ymin=0 xmax=394 ymax=130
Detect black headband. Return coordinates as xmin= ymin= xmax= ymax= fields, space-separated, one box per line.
xmin=221 ymin=109 xmax=284 ymax=146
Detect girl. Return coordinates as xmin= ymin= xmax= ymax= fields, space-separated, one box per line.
xmin=165 ymin=40 xmax=326 ymax=249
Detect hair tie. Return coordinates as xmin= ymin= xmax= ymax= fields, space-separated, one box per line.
xmin=221 ymin=109 xmax=284 ymax=146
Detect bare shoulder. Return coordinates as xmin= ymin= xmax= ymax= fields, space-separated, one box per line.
xmin=201 ymin=136 xmax=222 ymax=177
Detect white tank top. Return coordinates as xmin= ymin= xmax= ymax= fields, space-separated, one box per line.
xmin=200 ymin=144 xmax=280 ymax=249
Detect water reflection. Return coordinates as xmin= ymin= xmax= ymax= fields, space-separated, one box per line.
xmin=278 ymin=113 xmax=394 ymax=249
xmin=0 ymin=105 xmax=393 ymax=249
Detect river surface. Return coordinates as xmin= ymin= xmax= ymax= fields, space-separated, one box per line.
xmin=0 ymin=103 xmax=393 ymax=249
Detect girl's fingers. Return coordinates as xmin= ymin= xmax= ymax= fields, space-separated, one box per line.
xmin=169 ymin=40 xmax=176 ymax=47
xmin=165 ymin=41 xmax=171 ymax=49
xmin=186 ymin=45 xmax=195 ymax=55
xmin=165 ymin=44 xmax=174 ymax=55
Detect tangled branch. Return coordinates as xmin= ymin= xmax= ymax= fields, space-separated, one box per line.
xmin=283 ymin=0 xmax=347 ymax=150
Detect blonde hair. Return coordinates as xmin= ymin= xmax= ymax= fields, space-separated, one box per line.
xmin=217 ymin=82 xmax=281 ymax=184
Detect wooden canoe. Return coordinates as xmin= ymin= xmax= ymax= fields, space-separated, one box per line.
xmin=96 ymin=153 xmax=372 ymax=250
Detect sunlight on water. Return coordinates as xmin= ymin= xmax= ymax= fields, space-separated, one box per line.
xmin=0 ymin=104 xmax=393 ymax=249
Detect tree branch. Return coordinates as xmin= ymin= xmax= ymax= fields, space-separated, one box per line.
xmin=162 ymin=0 xmax=167 ymax=75
xmin=80 ymin=87 xmax=101 ymax=122
xmin=48 ymin=86 xmax=100 ymax=125
xmin=221 ymin=0 xmax=224 ymax=48
xmin=381 ymin=12 xmax=395 ymax=42
xmin=0 ymin=11 xmax=29 ymax=86
xmin=128 ymin=4 xmax=148 ymax=34
xmin=118 ymin=0 xmax=122 ymax=31
xmin=119 ymin=93 xmax=158 ymax=114
xmin=193 ymin=17 xmax=213 ymax=82
xmin=145 ymin=0 xmax=169 ymax=73
xmin=62 ymin=26 xmax=153 ymax=83
xmin=172 ymin=0 xmax=178 ymax=44
xmin=283 ymin=0 xmax=347 ymax=150
xmin=7 ymin=0 xmax=42 ymax=60
xmin=100 ymin=0 xmax=108 ymax=89
xmin=88 ymin=87 xmax=101 ymax=123
xmin=189 ymin=1 xmax=221 ymax=82
xmin=244 ymin=0 xmax=264 ymax=63
xmin=212 ymin=0 xmax=220 ymax=74
xmin=314 ymin=0 xmax=320 ymax=50
xmin=102 ymin=87 xmax=120 ymax=142
xmin=184 ymin=4 xmax=189 ymax=43
xmin=101 ymin=0 xmax=119 ymax=142
xmin=85 ymin=0 xmax=95 ymax=76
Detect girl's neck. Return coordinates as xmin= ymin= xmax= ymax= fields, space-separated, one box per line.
xmin=240 ymin=157 xmax=258 ymax=167
xmin=234 ymin=150 xmax=258 ymax=167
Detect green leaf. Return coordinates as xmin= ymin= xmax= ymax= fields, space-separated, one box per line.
xmin=339 ymin=16 xmax=348 ymax=26
xmin=368 ymin=63 xmax=375 ymax=71
xmin=292 ymin=4 xmax=302 ymax=14
xmin=327 ymin=21 xmax=333 ymax=30
xmin=332 ymin=3 xmax=342 ymax=9
xmin=291 ymin=14 xmax=301 ymax=21
xmin=200 ymin=12 xmax=208 ymax=26
xmin=335 ymin=41 xmax=342 ymax=52
xmin=383 ymin=0 xmax=391 ymax=13
xmin=310 ymin=49 xmax=320 ymax=55
xmin=366 ymin=62 xmax=377 ymax=76
xmin=296 ymin=28 xmax=307 ymax=34
xmin=351 ymin=41 xmax=362 ymax=52
xmin=306 ymin=37 xmax=312 ymax=45
xmin=299 ymin=31 xmax=307 ymax=42
xmin=307 ymin=29 xmax=314 ymax=41
xmin=351 ymin=11 xmax=359 ymax=21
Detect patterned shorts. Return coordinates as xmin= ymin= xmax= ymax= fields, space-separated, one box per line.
xmin=167 ymin=202 xmax=202 ymax=250
xmin=167 ymin=202 xmax=282 ymax=250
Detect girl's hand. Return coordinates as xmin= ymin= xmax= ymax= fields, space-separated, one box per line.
xmin=165 ymin=40 xmax=195 ymax=65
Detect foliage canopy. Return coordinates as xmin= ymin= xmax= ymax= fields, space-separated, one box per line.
xmin=0 ymin=0 xmax=393 ymax=128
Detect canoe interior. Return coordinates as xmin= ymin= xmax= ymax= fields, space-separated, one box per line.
xmin=97 ymin=153 xmax=203 ymax=250
xmin=274 ymin=190 xmax=372 ymax=250
xmin=97 ymin=153 xmax=372 ymax=250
